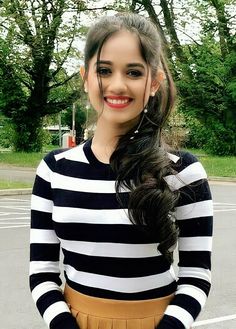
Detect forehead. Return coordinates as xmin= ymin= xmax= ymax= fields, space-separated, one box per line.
xmin=98 ymin=30 xmax=145 ymax=64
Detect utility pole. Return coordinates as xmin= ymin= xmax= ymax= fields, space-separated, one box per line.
xmin=71 ymin=103 xmax=76 ymax=146
xmin=58 ymin=112 xmax=62 ymax=147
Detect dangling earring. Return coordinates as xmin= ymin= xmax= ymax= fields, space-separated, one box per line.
xmin=83 ymin=128 xmax=89 ymax=140
xmin=151 ymin=91 xmax=155 ymax=97
xmin=130 ymin=108 xmax=148 ymax=140
xmin=83 ymin=102 xmax=90 ymax=141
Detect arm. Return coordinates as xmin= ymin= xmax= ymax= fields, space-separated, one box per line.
xmin=30 ymin=152 xmax=79 ymax=329
xmin=158 ymin=153 xmax=213 ymax=329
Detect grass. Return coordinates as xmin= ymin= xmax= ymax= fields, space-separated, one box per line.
xmin=0 ymin=180 xmax=32 ymax=189
xmin=0 ymin=152 xmax=44 ymax=168
xmin=181 ymin=149 xmax=236 ymax=178
xmin=200 ymin=156 xmax=236 ymax=177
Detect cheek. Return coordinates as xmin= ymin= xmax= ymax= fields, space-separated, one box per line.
xmin=87 ymin=77 xmax=102 ymax=95
xmin=135 ymin=79 xmax=152 ymax=98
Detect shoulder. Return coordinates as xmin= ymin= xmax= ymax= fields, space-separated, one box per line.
xmin=165 ymin=150 xmax=207 ymax=191
xmin=36 ymin=144 xmax=88 ymax=181
xmin=168 ymin=150 xmax=199 ymax=170
xmin=43 ymin=143 xmax=88 ymax=167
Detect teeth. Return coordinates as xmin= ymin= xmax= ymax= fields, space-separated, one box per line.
xmin=106 ymin=98 xmax=130 ymax=104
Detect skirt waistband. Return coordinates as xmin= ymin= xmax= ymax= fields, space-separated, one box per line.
xmin=64 ymin=284 xmax=174 ymax=319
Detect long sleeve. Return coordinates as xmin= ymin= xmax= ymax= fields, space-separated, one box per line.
xmin=157 ymin=152 xmax=213 ymax=329
xmin=30 ymin=146 xmax=213 ymax=329
xmin=29 ymin=151 xmax=79 ymax=329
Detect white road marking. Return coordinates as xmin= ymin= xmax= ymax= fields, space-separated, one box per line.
xmin=0 ymin=216 xmax=29 ymax=220
xmin=214 ymin=202 xmax=236 ymax=206
xmin=193 ymin=313 xmax=236 ymax=326
xmin=0 ymin=198 xmax=30 ymax=229
xmin=0 ymin=198 xmax=29 ymax=202
xmin=214 ymin=209 xmax=236 ymax=212
xmin=0 ymin=221 xmax=29 ymax=224
xmin=0 ymin=216 xmax=29 ymax=221
xmin=0 ymin=205 xmax=30 ymax=211
xmin=0 ymin=212 xmax=28 ymax=216
xmin=0 ymin=224 xmax=29 ymax=229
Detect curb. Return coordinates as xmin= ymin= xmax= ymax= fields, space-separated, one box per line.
xmin=208 ymin=176 xmax=236 ymax=183
xmin=0 ymin=188 xmax=32 ymax=196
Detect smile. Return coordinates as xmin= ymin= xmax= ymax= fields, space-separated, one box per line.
xmin=104 ymin=96 xmax=132 ymax=109
xmin=106 ymin=98 xmax=130 ymax=104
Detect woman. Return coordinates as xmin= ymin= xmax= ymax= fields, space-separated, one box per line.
xmin=30 ymin=13 xmax=213 ymax=329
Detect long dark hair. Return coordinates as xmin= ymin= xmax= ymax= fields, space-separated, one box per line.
xmin=83 ymin=13 xmax=179 ymax=263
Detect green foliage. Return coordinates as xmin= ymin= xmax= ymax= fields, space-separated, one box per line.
xmin=51 ymin=133 xmax=60 ymax=146
xmin=176 ymin=19 xmax=236 ymax=155
xmin=224 ymin=50 xmax=236 ymax=126
xmin=200 ymin=155 xmax=236 ymax=178
xmin=0 ymin=39 xmax=27 ymax=118
xmin=178 ymin=38 xmax=226 ymax=116
xmin=1 ymin=0 xmax=235 ymax=154
xmin=0 ymin=0 xmax=87 ymax=152
xmin=184 ymin=116 xmax=236 ymax=156
xmin=130 ymin=0 xmax=235 ymax=155
xmin=0 ymin=151 xmax=44 ymax=167
xmin=184 ymin=117 xmax=209 ymax=150
xmin=0 ymin=180 xmax=32 ymax=189
xmin=0 ymin=115 xmax=15 ymax=149
xmin=204 ymin=122 xmax=235 ymax=156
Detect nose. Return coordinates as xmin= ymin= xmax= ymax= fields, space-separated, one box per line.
xmin=106 ymin=72 xmax=128 ymax=94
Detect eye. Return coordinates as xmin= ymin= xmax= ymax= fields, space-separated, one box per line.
xmin=127 ymin=69 xmax=143 ymax=78
xmin=96 ymin=67 xmax=111 ymax=76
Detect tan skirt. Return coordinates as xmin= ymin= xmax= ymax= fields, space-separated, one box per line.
xmin=64 ymin=284 xmax=174 ymax=329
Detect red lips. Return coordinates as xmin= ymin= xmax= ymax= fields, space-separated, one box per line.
xmin=104 ymin=96 xmax=133 ymax=109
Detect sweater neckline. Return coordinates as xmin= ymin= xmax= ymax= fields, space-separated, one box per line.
xmin=83 ymin=138 xmax=111 ymax=168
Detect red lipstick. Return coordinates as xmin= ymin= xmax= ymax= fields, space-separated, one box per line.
xmin=104 ymin=96 xmax=132 ymax=109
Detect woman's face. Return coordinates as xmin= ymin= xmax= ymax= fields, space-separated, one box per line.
xmin=84 ymin=30 xmax=159 ymax=130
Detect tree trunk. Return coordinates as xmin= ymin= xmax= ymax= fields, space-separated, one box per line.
xmin=133 ymin=1 xmax=171 ymax=56
xmin=13 ymin=108 xmax=43 ymax=152
xmin=131 ymin=0 xmax=193 ymax=79
xmin=208 ymin=0 xmax=235 ymax=131
xmin=208 ymin=0 xmax=234 ymax=57
xmin=159 ymin=0 xmax=193 ymax=79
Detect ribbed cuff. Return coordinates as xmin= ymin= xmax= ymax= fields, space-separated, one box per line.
xmin=156 ymin=315 xmax=185 ymax=329
xmin=50 ymin=312 xmax=79 ymax=329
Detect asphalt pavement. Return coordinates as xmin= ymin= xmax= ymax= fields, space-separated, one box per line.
xmin=0 ymin=166 xmax=35 ymax=195
xmin=0 ymin=166 xmax=36 ymax=183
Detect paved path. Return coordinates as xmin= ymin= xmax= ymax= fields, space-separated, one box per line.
xmin=0 ymin=166 xmax=36 ymax=183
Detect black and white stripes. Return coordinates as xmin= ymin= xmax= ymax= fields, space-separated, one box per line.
xmin=30 ymin=140 xmax=213 ymax=329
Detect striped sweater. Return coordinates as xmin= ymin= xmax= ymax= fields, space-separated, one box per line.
xmin=30 ymin=139 xmax=213 ymax=329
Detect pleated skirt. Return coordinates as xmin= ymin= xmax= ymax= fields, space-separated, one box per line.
xmin=64 ymin=284 xmax=174 ymax=329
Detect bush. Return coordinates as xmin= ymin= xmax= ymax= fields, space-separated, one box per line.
xmin=184 ymin=116 xmax=236 ymax=156
xmin=51 ymin=133 xmax=60 ymax=146
xmin=204 ymin=122 xmax=236 ymax=156
xmin=0 ymin=119 xmax=15 ymax=149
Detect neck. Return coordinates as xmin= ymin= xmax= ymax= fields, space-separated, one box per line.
xmin=91 ymin=119 xmax=130 ymax=164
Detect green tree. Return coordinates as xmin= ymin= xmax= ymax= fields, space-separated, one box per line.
xmin=179 ymin=0 xmax=236 ymax=154
xmin=0 ymin=0 xmax=104 ymax=151
xmin=130 ymin=0 xmax=236 ymax=155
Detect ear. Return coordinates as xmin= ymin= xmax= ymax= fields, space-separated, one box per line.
xmin=150 ymin=69 xmax=165 ymax=96
xmin=80 ymin=66 xmax=85 ymax=79
xmin=80 ymin=66 xmax=88 ymax=92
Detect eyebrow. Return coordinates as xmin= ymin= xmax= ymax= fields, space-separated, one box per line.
xmin=95 ymin=60 xmax=146 ymax=69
